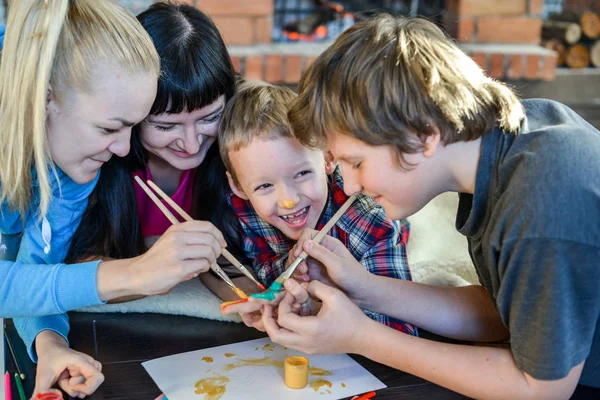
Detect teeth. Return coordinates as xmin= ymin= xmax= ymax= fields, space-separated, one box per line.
xmin=281 ymin=207 xmax=307 ymax=220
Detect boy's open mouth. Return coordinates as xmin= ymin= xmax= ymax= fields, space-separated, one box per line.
xmin=279 ymin=206 xmax=310 ymax=228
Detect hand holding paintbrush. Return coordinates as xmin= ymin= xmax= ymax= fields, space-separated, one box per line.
xmin=135 ymin=177 xmax=258 ymax=300
xmin=251 ymin=194 xmax=358 ymax=302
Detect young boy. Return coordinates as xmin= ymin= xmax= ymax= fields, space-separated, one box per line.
xmin=261 ymin=14 xmax=600 ymax=399
xmin=218 ymin=80 xmax=415 ymax=335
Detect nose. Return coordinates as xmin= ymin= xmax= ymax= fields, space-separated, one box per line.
xmin=341 ymin=166 xmax=362 ymax=196
xmin=278 ymin=185 xmax=300 ymax=209
xmin=282 ymin=199 xmax=297 ymax=209
xmin=108 ymin=130 xmax=131 ymax=157
xmin=180 ymin=124 xmax=201 ymax=154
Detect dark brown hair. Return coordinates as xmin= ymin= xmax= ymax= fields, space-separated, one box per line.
xmin=289 ymin=14 xmax=524 ymax=165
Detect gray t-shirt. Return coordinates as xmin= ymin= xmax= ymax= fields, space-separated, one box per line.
xmin=456 ymin=99 xmax=600 ymax=387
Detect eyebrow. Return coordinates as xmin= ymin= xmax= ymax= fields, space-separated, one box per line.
xmin=146 ymin=106 xmax=225 ymax=125
xmin=109 ymin=117 xmax=136 ymax=127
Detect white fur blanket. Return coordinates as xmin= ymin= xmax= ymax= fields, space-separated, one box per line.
xmin=80 ymin=193 xmax=478 ymax=321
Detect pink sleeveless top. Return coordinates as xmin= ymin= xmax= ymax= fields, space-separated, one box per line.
xmin=133 ymin=166 xmax=197 ymax=237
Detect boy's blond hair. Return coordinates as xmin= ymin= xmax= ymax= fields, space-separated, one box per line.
xmin=0 ymin=0 xmax=160 ymax=219
xmin=219 ymin=80 xmax=297 ymax=184
xmin=289 ymin=15 xmax=525 ymax=165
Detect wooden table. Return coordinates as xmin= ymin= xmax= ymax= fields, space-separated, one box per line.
xmin=4 ymin=312 xmax=599 ymax=399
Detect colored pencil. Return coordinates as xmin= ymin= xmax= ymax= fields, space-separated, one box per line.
xmin=351 ymin=391 xmax=376 ymax=400
xmin=13 ymin=373 xmax=26 ymax=400
xmin=5 ymin=334 xmax=25 ymax=380
xmin=5 ymin=371 xmax=13 ymax=400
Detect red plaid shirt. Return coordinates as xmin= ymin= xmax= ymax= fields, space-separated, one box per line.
xmin=229 ymin=167 xmax=416 ymax=335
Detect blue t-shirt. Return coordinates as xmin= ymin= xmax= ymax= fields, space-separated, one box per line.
xmin=1 ymin=166 xmax=104 ymax=360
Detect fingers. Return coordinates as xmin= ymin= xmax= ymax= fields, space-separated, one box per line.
xmin=240 ymin=312 xmax=265 ymax=332
xmin=262 ymin=304 xmax=300 ymax=348
xmin=68 ymin=358 xmax=105 ymax=397
xmin=170 ymin=220 xmax=226 ymax=247
xmin=293 ymin=229 xmax=319 ymax=257
xmin=283 ymin=279 xmax=310 ymax=304
xmin=221 ymin=299 xmax=262 ymax=315
xmin=306 ymin=279 xmax=338 ymax=301
xmin=301 ymin=240 xmax=340 ymax=272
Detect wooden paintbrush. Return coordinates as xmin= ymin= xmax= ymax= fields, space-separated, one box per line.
xmin=252 ymin=194 xmax=358 ymax=300
xmin=145 ymin=180 xmax=265 ymax=291
xmin=134 ymin=176 xmax=249 ymax=300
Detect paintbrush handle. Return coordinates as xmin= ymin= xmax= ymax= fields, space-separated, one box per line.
xmin=275 ymin=194 xmax=358 ymax=284
xmin=220 ymin=249 xmax=263 ymax=286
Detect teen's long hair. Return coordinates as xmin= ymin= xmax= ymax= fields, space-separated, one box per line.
xmin=66 ymin=3 xmax=246 ymax=263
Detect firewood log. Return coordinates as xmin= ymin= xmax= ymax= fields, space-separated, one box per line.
xmin=542 ymin=20 xmax=582 ymax=44
xmin=543 ymin=39 xmax=567 ymax=66
xmin=565 ymin=43 xmax=590 ymax=68
xmin=549 ymin=11 xmax=600 ymax=39
xmin=590 ymin=40 xmax=600 ymax=67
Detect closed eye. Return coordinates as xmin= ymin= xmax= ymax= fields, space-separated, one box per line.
xmin=352 ymin=161 xmax=362 ymax=169
xmin=201 ymin=111 xmax=222 ymax=124
xmin=295 ymin=170 xmax=312 ymax=178
xmin=154 ymin=125 xmax=176 ymax=132
xmin=254 ymin=183 xmax=273 ymax=192
xmin=103 ymin=128 xmax=120 ymax=134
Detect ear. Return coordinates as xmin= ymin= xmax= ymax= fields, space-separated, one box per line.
xmin=226 ymin=171 xmax=249 ymax=200
xmin=324 ymin=150 xmax=337 ymax=175
xmin=423 ymin=125 xmax=442 ymax=158
xmin=46 ymin=85 xmax=54 ymax=115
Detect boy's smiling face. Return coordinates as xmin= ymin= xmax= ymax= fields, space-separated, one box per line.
xmin=228 ymin=136 xmax=330 ymax=240
xmin=328 ymin=130 xmax=441 ymax=221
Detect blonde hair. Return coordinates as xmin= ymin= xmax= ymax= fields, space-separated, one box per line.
xmin=0 ymin=0 xmax=160 ymax=219
xmin=219 ymin=80 xmax=297 ymax=183
xmin=289 ymin=15 xmax=525 ymax=164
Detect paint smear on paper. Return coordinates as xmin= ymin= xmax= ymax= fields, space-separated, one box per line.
xmin=224 ymin=353 xmax=235 ymax=358
xmin=194 ymin=376 xmax=229 ymax=399
xmin=310 ymin=379 xmax=332 ymax=392
xmin=202 ymin=357 xmax=214 ymax=363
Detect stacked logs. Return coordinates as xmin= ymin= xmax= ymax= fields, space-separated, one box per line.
xmin=542 ymin=10 xmax=600 ymax=68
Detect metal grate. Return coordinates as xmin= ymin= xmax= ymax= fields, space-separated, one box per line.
xmin=273 ymin=0 xmax=446 ymax=42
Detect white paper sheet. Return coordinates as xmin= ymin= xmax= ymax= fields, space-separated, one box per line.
xmin=143 ymin=338 xmax=386 ymax=400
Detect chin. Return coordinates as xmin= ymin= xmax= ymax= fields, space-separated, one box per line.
xmin=72 ymin=169 xmax=99 ymax=185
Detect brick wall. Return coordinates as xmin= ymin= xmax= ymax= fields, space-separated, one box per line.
xmin=182 ymin=0 xmax=273 ymax=45
xmin=443 ymin=0 xmax=544 ymax=43
xmin=0 ymin=0 xmax=560 ymax=82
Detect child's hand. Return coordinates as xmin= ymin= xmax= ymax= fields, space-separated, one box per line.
xmin=284 ymin=278 xmax=321 ymax=316
xmin=34 ymin=331 xmax=104 ymax=398
xmin=290 ymin=229 xmax=340 ymax=288
xmin=293 ymin=231 xmax=373 ymax=303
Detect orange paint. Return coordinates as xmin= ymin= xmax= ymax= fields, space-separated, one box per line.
xmin=231 ymin=286 xmax=248 ymax=299
xmin=309 ymin=366 xmax=333 ymax=376
xmin=202 ymin=356 xmax=214 ymax=363
xmin=224 ymin=353 xmax=235 ymax=358
xmin=220 ymin=298 xmax=248 ymax=309
xmin=309 ymin=379 xmax=332 ymax=392
xmin=194 ymin=376 xmax=229 ymax=399
xmin=261 ymin=343 xmax=274 ymax=352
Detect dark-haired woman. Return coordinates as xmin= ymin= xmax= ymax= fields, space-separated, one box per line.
xmin=66 ymin=2 xmax=253 ymax=297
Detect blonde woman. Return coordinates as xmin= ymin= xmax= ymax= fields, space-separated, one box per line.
xmin=0 ymin=0 xmax=225 ymax=396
